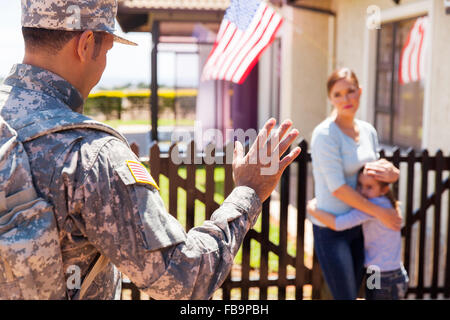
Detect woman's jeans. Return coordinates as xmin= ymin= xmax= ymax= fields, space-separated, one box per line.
xmin=365 ymin=266 xmax=409 ymax=300
xmin=313 ymin=224 xmax=365 ymax=300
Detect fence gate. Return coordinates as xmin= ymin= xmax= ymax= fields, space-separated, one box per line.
xmin=122 ymin=141 xmax=450 ymax=300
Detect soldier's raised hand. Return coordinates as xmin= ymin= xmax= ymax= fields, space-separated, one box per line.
xmin=232 ymin=118 xmax=301 ymax=203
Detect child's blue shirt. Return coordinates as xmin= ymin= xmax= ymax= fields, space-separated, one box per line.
xmin=335 ymin=196 xmax=403 ymax=272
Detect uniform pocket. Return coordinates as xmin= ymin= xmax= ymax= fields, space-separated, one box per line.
xmin=0 ymin=198 xmax=67 ymax=299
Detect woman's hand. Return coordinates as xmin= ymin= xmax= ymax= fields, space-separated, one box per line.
xmin=364 ymin=159 xmax=399 ymax=184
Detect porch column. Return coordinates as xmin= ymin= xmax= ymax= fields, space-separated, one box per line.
xmin=151 ymin=20 xmax=160 ymax=142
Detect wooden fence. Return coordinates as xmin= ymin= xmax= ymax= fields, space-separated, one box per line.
xmin=122 ymin=140 xmax=450 ymax=300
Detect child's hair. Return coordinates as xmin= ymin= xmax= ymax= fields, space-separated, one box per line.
xmin=357 ymin=167 xmax=400 ymax=211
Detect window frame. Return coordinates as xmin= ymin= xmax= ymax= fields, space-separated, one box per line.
xmin=373 ymin=17 xmax=426 ymax=149
xmin=362 ymin=0 xmax=433 ymax=150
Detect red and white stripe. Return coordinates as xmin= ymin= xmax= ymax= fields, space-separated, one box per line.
xmin=201 ymin=2 xmax=283 ymax=84
xmin=127 ymin=161 xmax=159 ymax=189
xmin=399 ymin=17 xmax=429 ymax=85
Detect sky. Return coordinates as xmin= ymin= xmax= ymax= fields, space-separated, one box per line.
xmin=0 ymin=0 xmax=199 ymax=90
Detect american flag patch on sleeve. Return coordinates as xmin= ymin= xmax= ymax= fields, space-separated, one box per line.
xmin=126 ymin=160 xmax=159 ymax=190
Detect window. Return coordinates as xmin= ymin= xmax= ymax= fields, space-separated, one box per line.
xmin=374 ymin=17 xmax=426 ymax=150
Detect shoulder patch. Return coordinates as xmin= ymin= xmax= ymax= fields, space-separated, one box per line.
xmin=126 ymin=160 xmax=159 ymax=190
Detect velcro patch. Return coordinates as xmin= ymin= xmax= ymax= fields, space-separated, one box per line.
xmin=126 ymin=160 xmax=159 ymax=190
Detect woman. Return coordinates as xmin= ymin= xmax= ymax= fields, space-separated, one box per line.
xmin=310 ymin=68 xmax=402 ymax=300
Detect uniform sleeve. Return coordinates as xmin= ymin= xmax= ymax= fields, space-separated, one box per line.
xmin=311 ymin=130 xmax=346 ymax=193
xmin=81 ymin=139 xmax=262 ymax=300
xmin=334 ymin=209 xmax=373 ymax=231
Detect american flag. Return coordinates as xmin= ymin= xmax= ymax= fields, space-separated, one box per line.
xmin=126 ymin=161 xmax=159 ymax=190
xmin=399 ymin=16 xmax=429 ymax=85
xmin=201 ymin=0 xmax=284 ymax=84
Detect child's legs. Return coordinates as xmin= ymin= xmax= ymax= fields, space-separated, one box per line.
xmin=313 ymin=225 xmax=365 ymax=300
xmin=350 ymin=227 xmax=365 ymax=292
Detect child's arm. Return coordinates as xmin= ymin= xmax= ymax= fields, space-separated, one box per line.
xmin=307 ymin=199 xmax=338 ymax=230
xmin=307 ymin=198 xmax=373 ymax=231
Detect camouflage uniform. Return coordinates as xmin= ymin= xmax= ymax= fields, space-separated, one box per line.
xmin=2 ymin=0 xmax=262 ymax=300
xmin=0 ymin=64 xmax=261 ymax=299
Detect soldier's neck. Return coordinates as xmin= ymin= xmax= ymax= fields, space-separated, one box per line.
xmin=23 ymin=52 xmax=87 ymax=100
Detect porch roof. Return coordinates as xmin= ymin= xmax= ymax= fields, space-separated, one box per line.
xmin=117 ymin=0 xmax=228 ymax=35
xmin=118 ymin=0 xmax=230 ymax=11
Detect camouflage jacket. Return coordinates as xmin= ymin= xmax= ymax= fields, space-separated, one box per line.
xmin=0 ymin=64 xmax=262 ymax=300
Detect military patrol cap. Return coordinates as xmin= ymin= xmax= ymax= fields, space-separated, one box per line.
xmin=21 ymin=0 xmax=137 ymax=46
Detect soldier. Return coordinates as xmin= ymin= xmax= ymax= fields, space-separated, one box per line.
xmin=0 ymin=0 xmax=301 ymax=299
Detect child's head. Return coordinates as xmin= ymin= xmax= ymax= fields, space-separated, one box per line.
xmin=358 ymin=165 xmax=400 ymax=210
xmin=357 ymin=167 xmax=390 ymax=199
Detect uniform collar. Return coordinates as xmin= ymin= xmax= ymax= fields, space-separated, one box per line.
xmin=4 ymin=64 xmax=84 ymax=113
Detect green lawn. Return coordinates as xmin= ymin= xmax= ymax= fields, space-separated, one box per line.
xmin=150 ymin=165 xmax=297 ymax=274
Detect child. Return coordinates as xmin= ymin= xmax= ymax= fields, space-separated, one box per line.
xmin=307 ymin=167 xmax=409 ymax=300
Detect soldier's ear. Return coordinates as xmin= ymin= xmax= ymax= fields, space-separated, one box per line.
xmin=76 ymin=30 xmax=95 ymax=63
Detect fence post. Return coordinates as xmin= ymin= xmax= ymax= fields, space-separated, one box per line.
xmin=403 ymin=148 xmax=415 ymax=291
xmin=241 ymin=223 xmax=251 ymax=300
xmin=130 ymin=142 xmax=139 ymax=158
xmin=295 ymin=139 xmax=308 ymax=300
xmin=417 ymin=149 xmax=429 ymax=299
xmin=205 ymin=143 xmax=216 ymax=220
xmin=278 ymin=148 xmax=290 ymax=300
xmin=186 ymin=140 xmax=196 ymax=231
xmin=224 ymin=141 xmax=234 ymax=198
xmin=431 ymin=150 xmax=444 ymax=299
xmin=168 ymin=143 xmax=179 ymax=219
xmin=392 ymin=147 xmax=401 ymax=198
xmin=149 ymin=143 xmax=161 ymax=186
xmin=221 ymin=141 xmax=235 ymax=300
xmin=259 ymin=198 xmax=270 ymax=300
xmin=446 ymin=167 xmax=450 ymax=298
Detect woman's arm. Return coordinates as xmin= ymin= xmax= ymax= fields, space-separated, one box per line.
xmin=307 ymin=199 xmax=372 ymax=231
xmin=332 ymin=184 xmax=402 ymax=231
xmin=311 ymin=128 xmax=401 ymax=231
xmin=307 ymin=199 xmax=338 ymax=230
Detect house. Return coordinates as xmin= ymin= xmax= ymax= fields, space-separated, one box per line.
xmin=117 ymin=0 xmax=449 ymax=154
xmin=117 ymin=0 xmax=255 ymax=148
xmin=268 ymin=0 xmax=450 ymax=154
